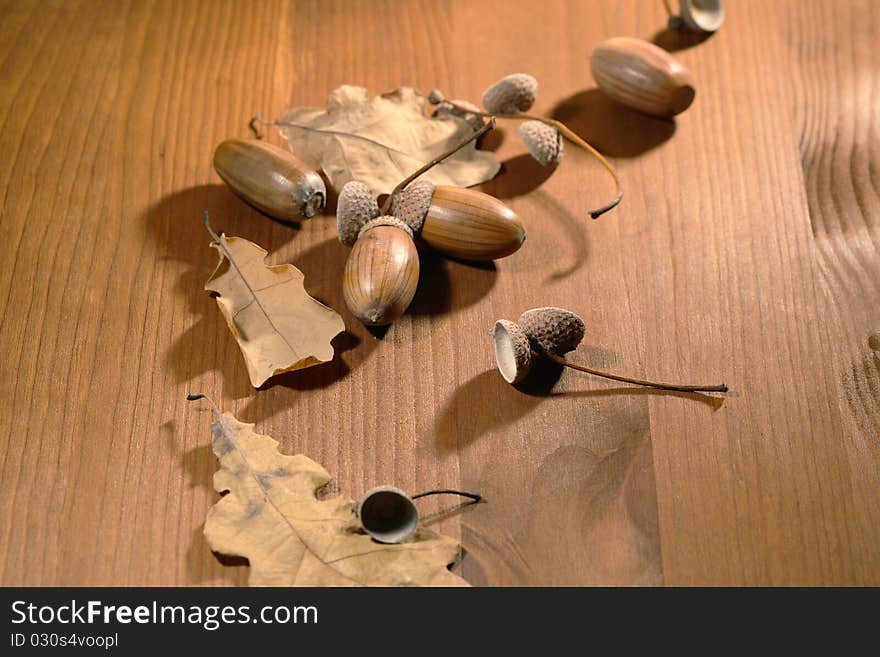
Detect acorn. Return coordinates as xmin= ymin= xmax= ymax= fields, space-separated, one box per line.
xmin=391 ymin=181 xmax=525 ymax=261
xmin=518 ymin=120 xmax=564 ymax=166
xmin=342 ymin=217 xmax=420 ymax=326
xmin=518 ymin=307 xmax=585 ymax=354
xmin=481 ymin=73 xmax=538 ymax=115
xmin=213 ymin=138 xmax=326 ymax=220
xmin=590 ymin=37 xmax=695 ymax=118
xmin=357 ymin=486 xmax=419 ymax=544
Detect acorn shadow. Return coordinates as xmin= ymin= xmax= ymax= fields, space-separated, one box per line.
xmin=550 ymin=89 xmax=676 ymax=158
xmin=652 ymin=26 xmax=714 ymax=53
xmin=408 ymin=247 xmax=497 ymax=317
xmin=478 ymin=153 xmax=557 ymax=200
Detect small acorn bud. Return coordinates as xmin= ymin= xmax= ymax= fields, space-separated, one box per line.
xmin=481 ymin=73 xmax=538 ymax=114
xmin=337 ymin=180 xmax=380 ymax=245
xmin=590 ymin=37 xmax=695 ymax=118
xmin=357 ymin=486 xmax=419 ymax=544
xmin=427 ymin=88 xmax=446 ymax=105
xmin=343 ymin=218 xmax=420 ymax=326
xmin=392 ymin=182 xmax=525 ymax=261
xmin=518 ymin=121 xmax=564 ymax=166
xmin=493 ymin=319 xmax=532 ymax=384
xmin=434 ymin=99 xmax=486 ymax=132
xmin=213 ymin=138 xmax=326 ymax=220
xmin=518 ymin=307 xmax=585 ymax=355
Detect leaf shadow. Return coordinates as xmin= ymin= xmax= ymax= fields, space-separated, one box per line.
xmin=550 ymin=89 xmax=676 ymax=158
xmin=651 ymin=26 xmax=714 ymax=53
xmin=142 ymin=184 xmax=372 ymax=395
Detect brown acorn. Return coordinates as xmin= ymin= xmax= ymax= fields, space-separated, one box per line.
xmin=213 ymin=138 xmax=326 ymax=220
xmin=342 ymin=217 xmax=420 ymax=326
xmin=392 ymin=181 xmax=525 ymax=261
xmin=590 ymin=37 xmax=695 ymax=118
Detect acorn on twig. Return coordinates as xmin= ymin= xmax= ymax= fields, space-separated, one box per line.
xmin=481 ymin=73 xmax=538 ymax=114
xmin=492 ymin=307 xmax=728 ymax=394
xmin=518 ymin=120 xmax=564 ymax=167
xmin=339 ymin=119 xmax=502 ymax=326
xmin=213 ymin=138 xmax=326 ymax=220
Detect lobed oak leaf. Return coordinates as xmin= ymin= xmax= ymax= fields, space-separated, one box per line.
xmin=277 ymin=85 xmax=500 ymax=195
xmin=200 ymin=404 xmax=469 ymax=586
xmin=205 ymin=232 xmax=344 ymax=387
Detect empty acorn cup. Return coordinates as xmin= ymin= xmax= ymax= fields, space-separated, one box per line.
xmin=357 ymin=487 xmax=482 ymax=544
xmin=664 ymin=0 xmax=725 ymax=32
xmin=590 ymin=37 xmax=695 ymax=118
xmin=493 ymin=307 xmax=727 ymax=393
xmin=213 ymin=138 xmax=326 ymax=220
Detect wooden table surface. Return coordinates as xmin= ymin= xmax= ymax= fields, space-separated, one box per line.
xmin=1 ymin=0 xmax=878 ymax=586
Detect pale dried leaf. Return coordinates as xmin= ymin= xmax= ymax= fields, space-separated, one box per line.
xmin=204 ymin=410 xmax=468 ymax=587
xmin=205 ymin=234 xmax=344 ymax=387
xmin=278 ymin=85 xmax=500 ymax=194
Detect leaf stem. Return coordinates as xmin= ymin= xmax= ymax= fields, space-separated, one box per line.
xmin=443 ymin=101 xmax=622 ymax=218
xmin=537 ymin=348 xmax=728 ymax=393
xmin=379 ymin=117 xmax=496 ymax=216
xmin=411 ymin=489 xmax=483 ymax=504
xmin=202 ymin=212 xmax=297 ymax=356
xmin=186 ymin=393 xmax=222 ymax=416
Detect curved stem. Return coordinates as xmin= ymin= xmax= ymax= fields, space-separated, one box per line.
xmin=411 ymin=489 xmax=482 ymax=504
xmin=186 ymin=392 xmax=222 ymax=416
xmin=538 ymin=349 xmax=728 ymax=393
xmin=378 ymin=117 xmax=496 ymax=215
xmin=444 ymin=101 xmax=622 ymax=218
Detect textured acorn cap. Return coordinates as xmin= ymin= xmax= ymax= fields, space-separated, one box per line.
xmin=337 ymin=180 xmax=380 ymax=245
xmin=518 ymin=120 xmax=564 ymax=166
xmin=493 ymin=319 xmax=532 ymax=384
xmin=481 ymin=74 xmax=538 ymax=115
xmin=390 ymin=180 xmax=435 ymax=234
xmin=517 ymin=307 xmax=585 ymax=355
xmin=434 ymin=99 xmax=486 ymax=132
xmin=358 ymin=216 xmax=414 ymax=240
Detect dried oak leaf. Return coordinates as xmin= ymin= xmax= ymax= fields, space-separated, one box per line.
xmin=278 ymin=85 xmax=500 ymax=195
xmin=203 ymin=407 xmax=468 ymax=586
xmin=205 ymin=233 xmax=344 ymax=388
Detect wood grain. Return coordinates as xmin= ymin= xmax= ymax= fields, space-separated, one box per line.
xmin=0 ymin=0 xmax=877 ymax=586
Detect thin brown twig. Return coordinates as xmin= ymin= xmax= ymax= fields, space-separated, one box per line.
xmin=537 ymin=348 xmax=728 ymax=393
xmin=444 ymin=101 xmax=622 ymax=218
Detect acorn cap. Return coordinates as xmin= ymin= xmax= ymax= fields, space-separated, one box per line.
xmin=427 ymin=88 xmax=446 ymax=105
xmin=481 ymin=73 xmax=538 ymax=115
xmin=679 ymin=0 xmax=724 ymax=32
xmin=434 ymin=99 xmax=486 ymax=132
xmin=518 ymin=120 xmax=564 ymax=166
xmin=357 ymin=486 xmax=419 ymax=544
xmin=493 ymin=319 xmax=532 ymax=384
xmin=358 ymin=215 xmax=414 ymax=240
xmin=390 ymin=180 xmax=435 ymax=234
xmin=337 ymin=180 xmax=380 ymax=245
xmin=517 ymin=307 xmax=585 ymax=355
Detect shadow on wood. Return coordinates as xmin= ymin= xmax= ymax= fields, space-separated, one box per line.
xmin=408 ymin=247 xmax=497 ymax=317
xmin=478 ymin=153 xmax=558 ymax=200
xmin=550 ymin=89 xmax=676 ymax=158
xmin=652 ymin=26 xmax=714 ymax=53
